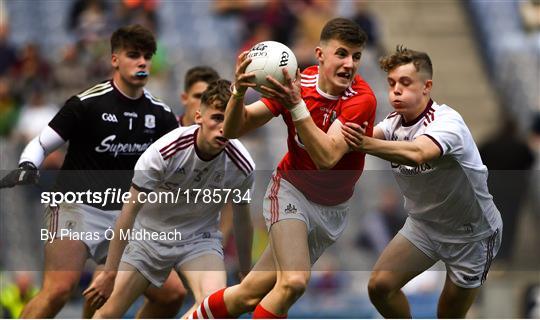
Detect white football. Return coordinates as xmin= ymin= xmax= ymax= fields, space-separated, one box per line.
xmin=245 ymin=41 xmax=298 ymax=92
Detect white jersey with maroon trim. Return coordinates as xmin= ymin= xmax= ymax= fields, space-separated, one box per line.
xmin=377 ymin=100 xmax=502 ymax=243
xmin=131 ymin=125 xmax=255 ymax=243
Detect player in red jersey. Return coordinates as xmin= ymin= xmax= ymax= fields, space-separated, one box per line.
xmin=188 ymin=18 xmax=376 ymax=319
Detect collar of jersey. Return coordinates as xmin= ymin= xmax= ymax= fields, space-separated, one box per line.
xmin=193 ymin=127 xmax=225 ymax=162
xmin=312 ymin=66 xmax=339 ymax=100
xmin=112 ymin=80 xmax=144 ymax=101
xmin=313 ymin=80 xmax=338 ymax=101
xmin=316 ymin=83 xmax=340 ymax=100
xmin=401 ymin=99 xmax=434 ymax=127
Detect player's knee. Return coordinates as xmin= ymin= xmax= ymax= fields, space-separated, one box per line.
xmin=197 ymin=285 xmax=224 ymax=304
xmin=149 ymin=283 xmax=187 ymax=309
xmin=278 ymin=272 xmax=310 ymax=298
xmin=368 ymin=272 xmax=397 ymax=300
xmin=44 ymin=281 xmax=76 ymax=306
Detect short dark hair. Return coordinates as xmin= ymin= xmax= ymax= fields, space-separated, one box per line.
xmin=184 ymin=66 xmax=220 ymax=91
xmin=379 ymin=45 xmax=433 ymax=79
xmin=320 ymin=18 xmax=367 ymax=47
xmin=110 ymin=24 xmax=157 ymax=55
xmin=201 ymin=79 xmax=231 ymax=112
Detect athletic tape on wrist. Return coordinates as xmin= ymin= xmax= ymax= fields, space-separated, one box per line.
xmin=229 ymin=82 xmax=244 ymax=99
xmin=290 ymin=100 xmax=310 ymax=121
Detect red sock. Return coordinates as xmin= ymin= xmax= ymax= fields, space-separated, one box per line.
xmin=252 ymin=304 xmax=287 ymax=319
xmin=191 ymin=288 xmax=232 ymax=319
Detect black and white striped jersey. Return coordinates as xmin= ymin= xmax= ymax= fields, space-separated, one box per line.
xmin=48 ymin=80 xmax=178 ymax=209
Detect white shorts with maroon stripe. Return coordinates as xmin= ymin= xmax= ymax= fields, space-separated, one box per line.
xmin=399 ymin=217 xmax=502 ymax=288
xmin=45 ymin=203 xmax=119 ymax=263
xmin=121 ymin=231 xmax=223 ymax=287
xmin=262 ymin=171 xmax=350 ymax=265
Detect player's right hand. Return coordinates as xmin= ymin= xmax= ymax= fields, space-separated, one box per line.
xmin=83 ymin=271 xmax=116 ymax=309
xmin=342 ymin=121 xmax=368 ymax=152
xmin=232 ymin=51 xmax=256 ymax=96
xmin=0 ymin=161 xmax=39 ymax=189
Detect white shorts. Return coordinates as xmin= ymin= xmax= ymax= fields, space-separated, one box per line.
xmin=262 ymin=172 xmax=349 ymax=266
xmin=121 ymin=231 xmax=223 ymax=287
xmin=45 ymin=203 xmax=119 ymax=263
xmin=399 ymin=218 xmax=502 ymax=288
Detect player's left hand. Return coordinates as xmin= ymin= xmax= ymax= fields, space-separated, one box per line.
xmin=233 ymin=51 xmax=257 ymax=96
xmin=342 ymin=121 xmax=368 ymax=151
xmin=83 ymin=271 xmax=116 ymax=309
xmin=260 ymin=68 xmax=302 ymax=109
xmin=0 ymin=162 xmax=39 ymax=189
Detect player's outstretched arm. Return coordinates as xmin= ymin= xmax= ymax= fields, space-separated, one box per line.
xmin=232 ymin=203 xmax=253 ymax=279
xmin=262 ymin=69 xmax=353 ymax=169
xmin=0 ymin=126 xmax=66 ymax=189
xmin=342 ymin=122 xmax=441 ymax=166
xmin=223 ymin=51 xmax=274 ymax=138
xmin=342 ymin=122 xmax=386 ymax=143
xmin=83 ymin=186 xmax=144 ymax=308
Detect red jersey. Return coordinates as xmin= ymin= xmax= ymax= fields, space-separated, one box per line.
xmin=261 ymin=66 xmax=377 ymax=205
